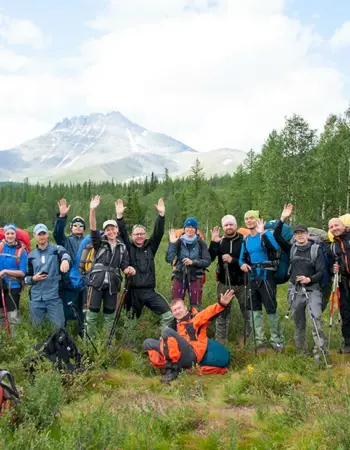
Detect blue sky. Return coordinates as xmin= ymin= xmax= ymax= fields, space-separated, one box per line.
xmin=0 ymin=0 xmax=349 ymax=151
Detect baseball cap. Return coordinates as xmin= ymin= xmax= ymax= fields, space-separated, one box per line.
xmin=293 ymin=224 xmax=308 ymax=233
xmin=103 ymin=219 xmax=118 ymax=230
xmin=34 ymin=223 xmax=49 ymax=234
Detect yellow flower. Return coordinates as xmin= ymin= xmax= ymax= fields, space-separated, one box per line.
xmin=247 ymin=364 xmax=255 ymax=373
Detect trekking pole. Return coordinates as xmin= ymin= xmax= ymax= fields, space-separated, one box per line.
xmin=281 ymin=285 xmax=297 ymax=339
xmin=243 ymin=272 xmax=248 ymax=346
xmin=302 ymin=286 xmax=330 ymax=368
xmin=69 ymin=301 xmax=99 ymax=356
xmin=223 ymin=262 xmax=232 ymax=291
xmin=247 ymin=271 xmax=257 ymax=356
xmin=328 ymin=273 xmax=338 ymax=351
xmin=0 ymin=280 xmax=10 ymax=340
xmin=107 ymin=278 xmax=131 ymax=348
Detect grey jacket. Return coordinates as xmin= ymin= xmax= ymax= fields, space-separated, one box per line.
xmin=25 ymin=243 xmax=71 ymax=301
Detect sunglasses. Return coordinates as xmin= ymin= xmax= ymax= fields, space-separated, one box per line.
xmin=73 ymin=223 xmax=84 ymax=228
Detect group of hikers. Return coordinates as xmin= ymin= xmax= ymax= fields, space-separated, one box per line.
xmin=1 ymin=197 xmax=350 ymax=382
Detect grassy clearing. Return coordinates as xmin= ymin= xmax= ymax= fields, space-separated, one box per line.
xmin=1 ymin=241 xmax=349 ymax=449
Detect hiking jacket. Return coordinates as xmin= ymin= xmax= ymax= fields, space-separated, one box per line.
xmin=169 ymin=302 xmax=226 ymax=362
xmin=165 ymin=235 xmax=211 ymax=281
xmin=25 ymin=244 xmax=71 ymax=302
xmin=329 ymin=231 xmax=350 ymax=281
xmin=209 ymin=233 xmax=244 ymax=286
xmin=239 ymin=231 xmax=279 ymax=280
xmin=88 ymin=230 xmax=129 ymax=294
xmin=0 ymin=242 xmax=28 ymax=289
xmin=53 ymin=215 xmax=85 ymax=260
xmin=289 ymin=242 xmax=325 ymax=289
xmin=116 ymin=215 xmax=164 ymax=289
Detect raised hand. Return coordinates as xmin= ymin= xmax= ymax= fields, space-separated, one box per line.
xmin=169 ymin=229 xmax=178 ymax=244
xmin=57 ymin=198 xmax=71 ymax=217
xmin=90 ymin=195 xmax=100 ymax=210
xmin=115 ymin=199 xmax=126 ymax=219
xmin=211 ymin=226 xmax=221 ymax=243
xmin=220 ymin=289 xmax=235 ymax=306
xmin=256 ymin=219 xmax=266 ymax=234
xmin=281 ymin=203 xmax=293 ymax=221
xmin=155 ymin=198 xmax=165 ymax=217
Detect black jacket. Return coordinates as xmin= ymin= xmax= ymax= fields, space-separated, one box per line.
xmin=88 ymin=230 xmax=129 ymax=294
xmin=116 ymin=215 xmax=164 ymax=289
xmin=329 ymin=231 xmax=350 ymax=280
xmin=289 ymin=242 xmax=325 ymax=288
xmin=209 ymin=233 xmax=244 ymax=286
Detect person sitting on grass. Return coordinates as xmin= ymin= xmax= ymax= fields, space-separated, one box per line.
xmin=143 ymin=289 xmax=234 ymax=383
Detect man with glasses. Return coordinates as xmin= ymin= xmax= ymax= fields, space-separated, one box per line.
xmin=53 ymin=198 xmax=86 ymax=331
xmin=115 ymin=198 xmax=173 ymax=328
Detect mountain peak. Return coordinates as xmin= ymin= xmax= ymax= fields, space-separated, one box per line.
xmin=51 ymin=111 xmax=136 ymax=132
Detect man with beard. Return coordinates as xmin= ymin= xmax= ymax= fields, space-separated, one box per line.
xmin=116 ymin=198 xmax=173 ymax=328
xmin=328 ymin=217 xmax=350 ymax=353
xmin=239 ymin=211 xmax=284 ymax=352
xmin=209 ymin=215 xmax=251 ymax=344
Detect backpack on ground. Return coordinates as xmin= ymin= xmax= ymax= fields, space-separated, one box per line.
xmin=0 ymin=228 xmax=31 ymax=267
xmin=27 ymin=328 xmax=83 ymax=374
xmin=0 ymin=369 xmax=20 ymax=416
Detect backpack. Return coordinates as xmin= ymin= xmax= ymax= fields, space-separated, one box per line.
xmin=0 ymin=228 xmax=31 ymax=267
xmin=264 ymin=220 xmax=294 ymax=284
xmin=27 ymin=328 xmax=82 ymax=374
xmin=0 ymin=369 xmax=20 ymax=416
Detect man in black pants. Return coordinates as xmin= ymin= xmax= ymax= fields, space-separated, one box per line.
xmin=116 ymin=198 xmax=173 ymax=328
xmin=328 ymin=217 xmax=350 ymax=353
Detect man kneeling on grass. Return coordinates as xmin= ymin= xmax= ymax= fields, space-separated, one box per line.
xmin=143 ymin=290 xmax=234 ymax=383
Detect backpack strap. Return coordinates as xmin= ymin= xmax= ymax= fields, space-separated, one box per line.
xmin=310 ymin=243 xmax=320 ymax=266
xmin=0 ymin=240 xmax=26 ymax=267
xmin=288 ymin=243 xmax=298 ymax=275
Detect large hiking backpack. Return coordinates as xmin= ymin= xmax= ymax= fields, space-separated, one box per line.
xmin=68 ymin=234 xmax=94 ymax=289
xmin=0 ymin=369 xmax=20 ymax=416
xmin=0 ymin=228 xmax=31 ymax=267
xmin=264 ymin=220 xmax=293 ymax=284
xmin=28 ymin=328 xmax=82 ymax=374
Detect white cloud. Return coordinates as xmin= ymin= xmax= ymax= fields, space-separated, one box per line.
xmin=0 ymin=1 xmax=348 ymax=152
xmin=0 ymin=47 xmax=30 ymax=71
xmin=0 ymin=12 xmax=47 ymax=49
xmin=329 ymin=21 xmax=350 ymax=50
xmin=80 ymin=0 xmax=347 ymax=150
xmin=0 ymin=116 xmax=52 ymax=149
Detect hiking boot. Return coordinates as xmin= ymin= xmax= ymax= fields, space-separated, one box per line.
xmin=7 ymin=310 xmax=20 ymax=334
xmin=160 ymin=311 xmax=175 ymax=330
xmin=252 ymin=311 xmax=266 ymax=347
xmin=256 ymin=345 xmax=270 ymax=355
xmin=272 ymin=343 xmax=285 ymax=354
xmin=160 ymin=364 xmax=179 ymax=383
xmin=103 ymin=312 xmax=115 ymax=336
xmin=85 ymin=310 xmax=98 ymax=340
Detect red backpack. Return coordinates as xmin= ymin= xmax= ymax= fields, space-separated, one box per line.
xmin=0 ymin=369 xmax=20 ymax=417
xmin=0 ymin=228 xmax=31 ymax=266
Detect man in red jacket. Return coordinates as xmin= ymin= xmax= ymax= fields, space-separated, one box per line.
xmin=143 ymin=289 xmax=234 ymax=383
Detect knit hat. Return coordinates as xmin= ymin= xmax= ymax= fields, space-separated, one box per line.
xmin=221 ymin=215 xmax=237 ymax=227
xmin=184 ymin=217 xmax=198 ymax=230
xmin=4 ymin=224 xmax=17 ymax=233
xmin=70 ymin=216 xmax=86 ymax=229
xmin=244 ymin=210 xmax=259 ymax=220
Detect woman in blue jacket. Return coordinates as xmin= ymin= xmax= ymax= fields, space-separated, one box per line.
xmin=0 ymin=224 xmax=28 ymax=333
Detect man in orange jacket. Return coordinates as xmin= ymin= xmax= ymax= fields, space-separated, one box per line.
xmin=143 ymin=289 xmax=234 ymax=383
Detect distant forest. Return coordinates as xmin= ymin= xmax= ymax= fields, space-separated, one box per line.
xmin=1 ymin=109 xmax=350 ymax=233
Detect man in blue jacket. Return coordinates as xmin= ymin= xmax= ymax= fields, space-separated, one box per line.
xmin=239 ymin=210 xmax=284 ymax=352
xmin=25 ymin=223 xmax=71 ymax=329
xmin=53 ymin=198 xmax=85 ymax=329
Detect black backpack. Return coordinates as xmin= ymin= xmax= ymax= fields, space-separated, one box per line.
xmin=0 ymin=369 xmax=20 ymax=416
xmin=28 ymin=328 xmax=83 ymax=374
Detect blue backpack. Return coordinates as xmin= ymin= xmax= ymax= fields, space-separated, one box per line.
xmin=264 ymin=220 xmax=293 ymax=285
xmin=69 ymin=234 xmax=92 ymax=289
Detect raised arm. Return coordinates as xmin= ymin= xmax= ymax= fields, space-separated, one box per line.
xmin=53 ymin=198 xmax=71 ymax=246
xmin=149 ymin=199 xmax=165 ymax=255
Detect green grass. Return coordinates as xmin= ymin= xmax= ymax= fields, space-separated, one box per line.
xmin=0 ymin=241 xmax=348 ymax=449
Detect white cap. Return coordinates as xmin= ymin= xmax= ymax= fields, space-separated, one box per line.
xmin=102 ymin=219 xmax=118 ymax=230
xmin=221 ymin=215 xmax=237 ymax=227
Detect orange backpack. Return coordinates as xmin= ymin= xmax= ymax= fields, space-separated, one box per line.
xmin=0 ymin=228 xmax=31 ymax=267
